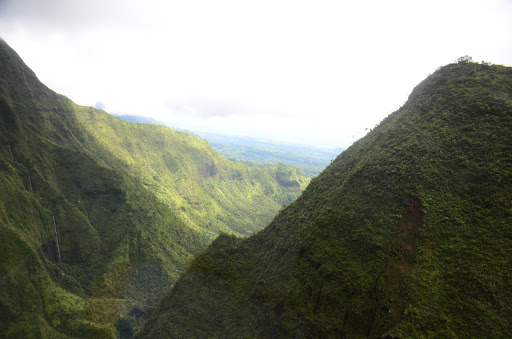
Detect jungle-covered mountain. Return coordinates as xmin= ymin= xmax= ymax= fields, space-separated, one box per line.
xmin=138 ymin=60 xmax=512 ymax=338
xmin=0 ymin=38 xmax=308 ymax=338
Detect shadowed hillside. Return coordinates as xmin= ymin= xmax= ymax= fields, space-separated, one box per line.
xmin=138 ymin=60 xmax=512 ymax=338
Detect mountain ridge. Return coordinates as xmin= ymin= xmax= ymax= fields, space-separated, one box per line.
xmin=138 ymin=60 xmax=512 ymax=337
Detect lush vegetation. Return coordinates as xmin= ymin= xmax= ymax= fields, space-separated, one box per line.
xmin=114 ymin=115 xmax=166 ymax=127
xmin=0 ymin=39 xmax=308 ymax=338
xmin=138 ymin=60 xmax=512 ymax=338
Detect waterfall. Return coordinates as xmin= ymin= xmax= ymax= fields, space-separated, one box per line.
xmin=52 ymin=215 xmax=62 ymax=263
xmin=28 ymin=173 xmax=33 ymax=193
xmin=42 ymin=221 xmax=50 ymax=245
xmin=8 ymin=144 xmax=14 ymax=161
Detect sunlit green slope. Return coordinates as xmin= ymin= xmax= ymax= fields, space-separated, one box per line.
xmin=139 ymin=60 xmax=512 ymax=338
xmin=0 ymin=38 xmax=308 ymax=338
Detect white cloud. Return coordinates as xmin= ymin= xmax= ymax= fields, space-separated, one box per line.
xmin=1 ymin=0 xmax=511 ymax=147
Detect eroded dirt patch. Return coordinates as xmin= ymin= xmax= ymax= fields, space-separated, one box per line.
xmin=381 ymin=196 xmax=423 ymax=336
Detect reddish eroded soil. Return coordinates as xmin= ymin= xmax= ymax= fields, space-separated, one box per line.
xmin=397 ymin=196 xmax=422 ymax=237
xmin=381 ymin=196 xmax=423 ymax=336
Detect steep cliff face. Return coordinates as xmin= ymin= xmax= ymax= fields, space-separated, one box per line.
xmin=139 ymin=61 xmax=512 ymax=338
xmin=0 ymin=38 xmax=308 ymax=338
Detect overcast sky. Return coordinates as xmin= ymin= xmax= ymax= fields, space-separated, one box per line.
xmin=1 ymin=0 xmax=511 ymax=147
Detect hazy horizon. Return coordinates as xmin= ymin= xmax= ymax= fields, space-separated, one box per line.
xmin=1 ymin=0 xmax=511 ymax=148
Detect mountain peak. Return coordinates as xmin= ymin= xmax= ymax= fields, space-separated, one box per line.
xmin=138 ymin=61 xmax=512 ymax=338
xmin=0 ymin=38 xmax=58 ymax=107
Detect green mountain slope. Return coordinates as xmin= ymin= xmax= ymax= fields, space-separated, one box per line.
xmin=138 ymin=60 xmax=512 ymax=338
xmin=0 ymin=38 xmax=308 ymax=338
